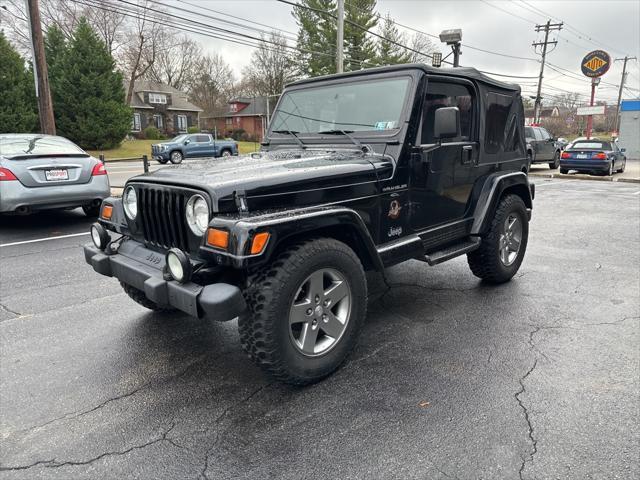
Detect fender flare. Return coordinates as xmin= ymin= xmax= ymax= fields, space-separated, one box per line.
xmin=204 ymin=206 xmax=384 ymax=271
xmin=470 ymin=171 xmax=533 ymax=235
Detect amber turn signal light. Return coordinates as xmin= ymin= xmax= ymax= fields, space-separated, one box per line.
xmin=206 ymin=228 xmax=229 ymax=250
xmin=250 ymin=232 xmax=270 ymax=255
xmin=101 ymin=204 xmax=113 ymax=220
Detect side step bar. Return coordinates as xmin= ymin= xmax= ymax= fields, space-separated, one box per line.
xmin=423 ymin=237 xmax=481 ymax=266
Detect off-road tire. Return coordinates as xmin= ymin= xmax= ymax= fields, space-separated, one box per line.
xmin=82 ymin=204 xmax=100 ymax=217
xmin=239 ymin=238 xmax=367 ymax=385
xmin=467 ymin=194 xmax=528 ymax=284
xmin=549 ymin=151 xmax=560 ymax=169
xmin=120 ymin=281 xmax=175 ymax=312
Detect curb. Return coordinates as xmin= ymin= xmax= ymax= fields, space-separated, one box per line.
xmin=529 ymin=171 xmax=640 ymax=184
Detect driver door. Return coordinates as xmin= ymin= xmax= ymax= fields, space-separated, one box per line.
xmin=410 ymin=79 xmax=478 ymax=231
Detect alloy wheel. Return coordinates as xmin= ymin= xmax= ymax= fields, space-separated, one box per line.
xmin=289 ymin=268 xmax=352 ymax=357
xmin=499 ymin=213 xmax=523 ymax=267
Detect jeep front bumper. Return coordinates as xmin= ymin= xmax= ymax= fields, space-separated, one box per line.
xmin=84 ymin=240 xmax=246 ymax=321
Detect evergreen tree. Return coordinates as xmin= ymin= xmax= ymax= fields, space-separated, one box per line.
xmin=293 ymin=0 xmax=337 ymax=77
xmin=0 ymin=32 xmax=38 ymax=133
xmin=54 ymin=18 xmax=131 ymax=149
xmin=376 ymin=14 xmax=411 ymax=66
xmin=343 ymin=0 xmax=378 ymax=71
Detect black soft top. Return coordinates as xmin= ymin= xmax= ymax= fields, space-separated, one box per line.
xmin=288 ymin=63 xmax=521 ymax=93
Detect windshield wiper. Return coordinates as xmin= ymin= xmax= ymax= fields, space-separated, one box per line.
xmin=271 ymin=130 xmax=306 ymax=149
xmin=318 ymin=129 xmax=363 ymax=149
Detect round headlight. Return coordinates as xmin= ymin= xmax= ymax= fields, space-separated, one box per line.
xmin=123 ymin=186 xmax=137 ymax=220
xmin=166 ymin=248 xmax=191 ymax=283
xmin=185 ymin=194 xmax=209 ymax=236
xmin=90 ymin=223 xmax=109 ymax=250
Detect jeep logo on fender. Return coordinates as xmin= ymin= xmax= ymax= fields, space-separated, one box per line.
xmin=145 ymin=252 xmax=162 ymax=265
xmin=581 ymin=50 xmax=611 ymax=78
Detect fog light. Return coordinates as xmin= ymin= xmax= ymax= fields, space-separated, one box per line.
xmin=91 ymin=223 xmax=109 ymax=250
xmin=166 ymin=248 xmax=191 ymax=283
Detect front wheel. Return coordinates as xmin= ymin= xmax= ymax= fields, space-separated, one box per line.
xmin=170 ymin=151 xmax=183 ymax=164
xmin=467 ymin=194 xmax=529 ymax=284
xmin=549 ymin=151 xmax=560 ymax=169
xmin=239 ymin=238 xmax=367 ymax=385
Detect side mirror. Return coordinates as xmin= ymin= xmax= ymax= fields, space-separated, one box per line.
xmin=184 ymin=139 xmax=190 ymax=145
xmin=621 ymin=148 xmax=626 ymax=153
xmin=434 ymin=107 xmax=460 ymax=140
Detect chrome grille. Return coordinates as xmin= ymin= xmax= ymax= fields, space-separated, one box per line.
xmin=137 ymin=186 xmax=190 ymax=250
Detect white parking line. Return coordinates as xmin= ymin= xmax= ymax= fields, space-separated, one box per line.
xmin=533 ymin=180 xmax=573 ymax=187
xmin=0 ymin=232 xmax=90 ymax=248
xmin=633 ymin=190 xmax=640 ymax=195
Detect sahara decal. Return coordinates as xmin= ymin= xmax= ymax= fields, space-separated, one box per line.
xmin=388 ymin=200 xmax=402 ymax=220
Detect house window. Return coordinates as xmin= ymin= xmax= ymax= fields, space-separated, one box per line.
xmin=229 ymin=103 xmax=238 ymax=113
xmin=177 ymin=115 xmax=187 ymax=132
xmin=153 ymin=114 xmax=163 ymax=129
xmin=132 ymin=113 xmax=141 ymax=132
xmin=149 ymin=93 xmax=167 ymax=104
xmin=225 ymin=117 xmax=233 ymax=126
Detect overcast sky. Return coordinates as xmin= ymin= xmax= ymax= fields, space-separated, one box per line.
xmin=170 ymin=0 xmax=640 ymax=105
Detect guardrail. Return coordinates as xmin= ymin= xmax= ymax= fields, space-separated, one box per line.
xmin=99 ymin=154 xmax=149 ymax=173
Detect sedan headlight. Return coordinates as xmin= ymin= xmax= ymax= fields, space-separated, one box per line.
xmin=123 ymin=186 xmax=137 ymax=220
xmin=185 ymin=194 xmax=209 ymax=236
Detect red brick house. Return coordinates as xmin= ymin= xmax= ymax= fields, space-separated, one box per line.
xmin=202 ymin=97 xmax=269 ymax=141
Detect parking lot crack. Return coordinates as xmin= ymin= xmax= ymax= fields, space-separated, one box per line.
xmin=0 ymin=303 xmax=22 ymax=319
xmin=515 ymin=359 xmax=538 ymax=480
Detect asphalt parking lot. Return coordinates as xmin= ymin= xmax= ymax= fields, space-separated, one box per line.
xmin=1 ymin=179 xmax=638 ymax=479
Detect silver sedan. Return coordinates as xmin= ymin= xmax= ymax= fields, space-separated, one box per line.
xmin=0 ymin=134 xmax=111 ymax=216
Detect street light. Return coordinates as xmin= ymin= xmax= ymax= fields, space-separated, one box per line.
xmin=439 ymin=29 xmax=462 ymax=67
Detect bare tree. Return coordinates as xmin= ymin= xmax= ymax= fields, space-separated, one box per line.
xmin=407 ymin=33 xmax=440 ymax=64
xmin=120 ymin=0 xmax=163 ymax=103
xmin=242 ymin=32 xmax=297 ymax=97
xmin=187 ymin=53 xmax=235 ymax=115
xmin=84 ymin=0 xmax=127 ymax=56
xmin=555 ymin=92 xmax=580 ymax=111
xmin=148 ymin=34 xmax=201 ymax=90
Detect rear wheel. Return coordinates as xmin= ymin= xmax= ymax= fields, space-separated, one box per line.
xmin=157 ymin=158 xmax=169 ymax=164
xmin=239 ymin=238 xmax=367 ymax=385
xmin=549 ymin=151 xmax=560 ymax=169
xmin=467 ymin=194 xmax=529 ymax=284
xmin=607 ymin=162 xmax=614 ymax=176
xmin=220 ymin=149 xmax=232 ymax=157
xmin=120 ymin=282 xmax=175 ymax=312
xmin=170 ymin=151 xmax=183 ymax=164
xmin=560 ymin=167 xmax=569 ymax=175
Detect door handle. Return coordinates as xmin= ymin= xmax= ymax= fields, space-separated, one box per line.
xmin=462 ymin=145 xmax=473 ymax=165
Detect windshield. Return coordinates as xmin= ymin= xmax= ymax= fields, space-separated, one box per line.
xmin=0 ymin=135 xmax=86 ymax=157
xmin=570 ymin=141 xmax=611 ymax=150
xmin=171 ymin=135 xmax=188 ymax=143
xmin=270 ymin=77 xmax=411 ymax=135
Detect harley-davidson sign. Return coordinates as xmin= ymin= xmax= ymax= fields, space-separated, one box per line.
xmin=581 ymin=50 xmax=611 ymax=78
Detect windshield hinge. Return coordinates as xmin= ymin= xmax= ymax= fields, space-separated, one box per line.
xmin=234 ymin=190 xmax=249 ymax=214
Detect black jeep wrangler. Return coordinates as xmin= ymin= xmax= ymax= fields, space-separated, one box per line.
xmin=85 ymin=64 xmax=534 ymax=385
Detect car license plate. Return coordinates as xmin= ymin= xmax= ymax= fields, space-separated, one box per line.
xmin=45 ymin=169 xmax=69 ymax=181
xmin=576 ymin=154 xmax=588 ymax=159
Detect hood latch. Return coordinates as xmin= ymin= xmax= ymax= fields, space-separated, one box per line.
xmin=234 ymin=190 xmax=248 ymax=214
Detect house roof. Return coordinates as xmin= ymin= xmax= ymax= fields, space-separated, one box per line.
xmin=226 ymin=97 xmax=268 ymax=117
xmin=126 ymin=80 xmax=203 ymax=112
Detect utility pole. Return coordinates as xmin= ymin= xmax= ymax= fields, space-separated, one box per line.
xmin=613 ymin=55 xmax=637 ymax=135
xmin=26 ymin=0 xmax=56 ymax=134
xmin=336 ymin=0 xmax=344 ymax=73
xmin=532 ymin=20 xmax=563 ymax=124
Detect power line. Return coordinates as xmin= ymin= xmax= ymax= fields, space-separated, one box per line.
xmin=477 ymin=0 xmax=536 ymax=26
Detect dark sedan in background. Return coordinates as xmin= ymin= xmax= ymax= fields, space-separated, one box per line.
xmin=560 ymin=139 xmax=627 ymax=176
xmin=525 ymin=126 xmax=562 ymax=170
xmin=0 ymin=134 xmax=110 ymax=216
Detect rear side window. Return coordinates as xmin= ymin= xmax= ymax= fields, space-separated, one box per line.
xmin=484 ymin=92 xmax=514 ymax=153
xmin=422 ymin=82 xmax=474 ymax=144
xmin=533 ymin=128 xmax=544 ymax=141
xmin=194 ymin=135 xmax=210 ymax=143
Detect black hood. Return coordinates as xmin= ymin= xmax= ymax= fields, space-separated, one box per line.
xmin=129 ymin=149 xmax=392 ymax=212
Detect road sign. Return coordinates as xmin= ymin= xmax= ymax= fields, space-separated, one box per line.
xmin=581 ymin=50 xmax=611 ymax=77
xmin=576 ymin=105 xmax=606 ymax=116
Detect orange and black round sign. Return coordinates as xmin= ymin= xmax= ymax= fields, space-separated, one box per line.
xmin=581 ymin=50 xmax=611 ymax=77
